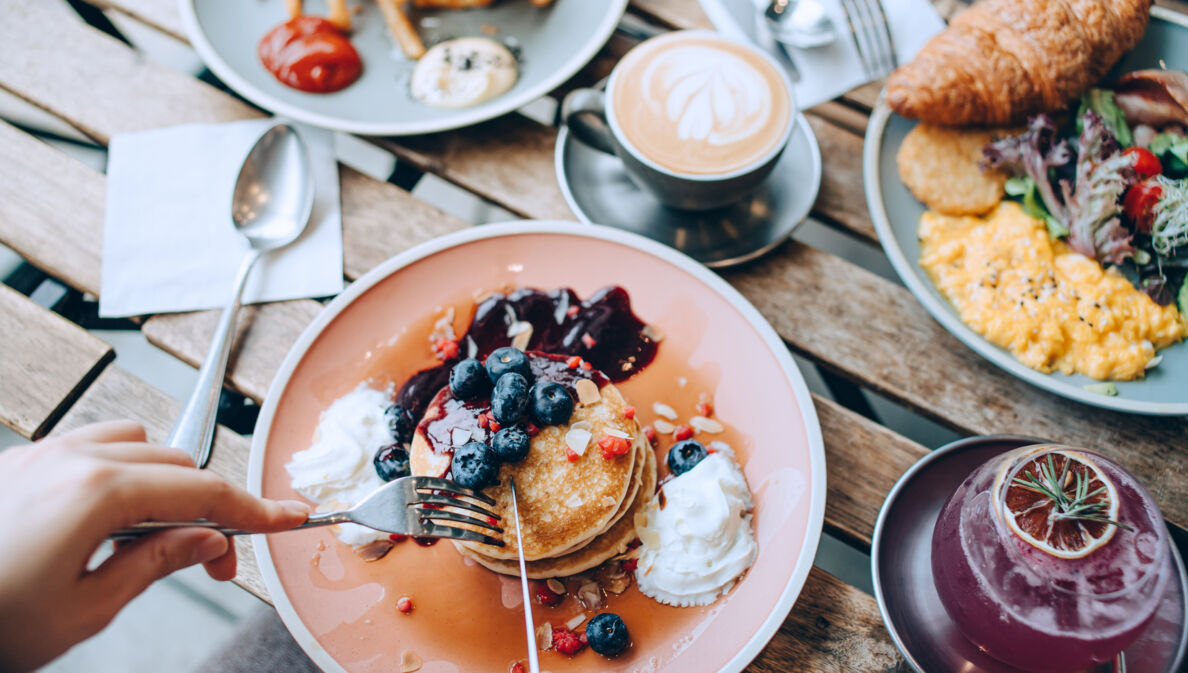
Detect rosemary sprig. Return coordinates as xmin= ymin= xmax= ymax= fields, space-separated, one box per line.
xmin=1012 ymin=454 xmax=1132 ymax=531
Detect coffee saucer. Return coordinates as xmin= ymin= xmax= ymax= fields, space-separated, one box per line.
xmin=871 ymin=435 xmax=1188 ymax=673
xmin=554 ymin=114 xmax=822 ymax=268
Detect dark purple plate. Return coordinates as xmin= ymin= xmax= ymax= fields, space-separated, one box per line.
xmin=871 ymin=435 xmax=1188 ymax=673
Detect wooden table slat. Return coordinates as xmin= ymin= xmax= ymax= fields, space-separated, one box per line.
xmin=0 ymin=284 xmax=113 ymax=439
xmin=2 ymin=0 xmax=1186 ymax=535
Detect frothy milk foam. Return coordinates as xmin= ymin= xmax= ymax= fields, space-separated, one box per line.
xmin=611 ymin=33 xmax=792 ymax=176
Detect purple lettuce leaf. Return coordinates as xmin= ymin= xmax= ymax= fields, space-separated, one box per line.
xmin=1061 ymin=110 xmax=1139 ymax=264
xmin=983 ymin=114 xmax=1073 ymax=223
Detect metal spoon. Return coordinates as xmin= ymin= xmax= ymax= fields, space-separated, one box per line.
xmin=765 ymin=0 xmax=837 ymax=49
xmin=168 ymin=124 xmax=314 ymax=469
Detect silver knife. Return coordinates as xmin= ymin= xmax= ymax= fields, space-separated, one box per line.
xmin=510 ymin=478 xmax=541 ymax=673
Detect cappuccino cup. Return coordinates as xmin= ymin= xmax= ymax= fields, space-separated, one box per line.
xmin=561 ymin=31 xmax=796 ymax=211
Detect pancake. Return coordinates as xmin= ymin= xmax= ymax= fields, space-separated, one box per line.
xmin=459 ymin=446 xmax=657 ymax=578
xmin=410 ymin=357 xmax=642 ymax=561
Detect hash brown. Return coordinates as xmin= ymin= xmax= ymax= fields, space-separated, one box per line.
xmin=896 ymin=123 xmax=1010 ymax=216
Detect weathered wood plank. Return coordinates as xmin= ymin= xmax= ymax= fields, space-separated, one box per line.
xmin=0 ymin=284 xmax=114 ymax=439
xmin=0 ymin=123 xmax=104 ymax=296
xmin=52 ymin=365 xmax=268 ymax=600
xmin=748 ymin=569 xmax=904 ymax=673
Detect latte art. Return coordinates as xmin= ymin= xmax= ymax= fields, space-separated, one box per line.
xmin=642 ymin=45 xmax=774 ymax=148
xmin=611 ymin=34 xmax=792 ymax=176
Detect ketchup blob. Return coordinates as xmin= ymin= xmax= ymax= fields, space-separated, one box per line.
xmin=258 ymin=16 xmax=362 ymax=94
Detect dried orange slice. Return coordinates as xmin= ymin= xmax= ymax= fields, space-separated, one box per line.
xmin=992 ymin=446 xmax=1120 ymax=559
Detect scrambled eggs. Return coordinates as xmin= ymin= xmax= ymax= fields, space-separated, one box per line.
xmin=919 ymin=202 xmax=1186 ymax=381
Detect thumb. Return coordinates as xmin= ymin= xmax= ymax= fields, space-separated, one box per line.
xmin=83 ymin=528 xmax=229 ymax=620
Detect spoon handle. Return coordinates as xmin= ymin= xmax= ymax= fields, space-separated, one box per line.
xmin=167 ymin=249 xmax=261 ymax=468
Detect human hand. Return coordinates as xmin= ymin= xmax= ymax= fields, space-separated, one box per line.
xmin=0 ymin=420 xmax=309 ymax=673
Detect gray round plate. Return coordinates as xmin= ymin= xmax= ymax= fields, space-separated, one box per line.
xmin=872 ymin=435 xmax=1188 ymax=673
xmin=555 ymin=114 xmax=822 ymax=268
xmin=863 ymin=8 xmax=1188 ymax=415
xmin=180 ymin=0 xmax=626 ymax=136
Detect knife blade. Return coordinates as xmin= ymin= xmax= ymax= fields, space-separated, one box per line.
xmin=510 ymin=478 xmax=541 ymax=673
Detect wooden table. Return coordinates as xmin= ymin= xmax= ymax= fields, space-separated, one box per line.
xmin=1 ymin=0 xmax=1186 ymax=670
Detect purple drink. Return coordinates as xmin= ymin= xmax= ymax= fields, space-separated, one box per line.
xmin=931 ymin=445 xmax=1171 ymax=672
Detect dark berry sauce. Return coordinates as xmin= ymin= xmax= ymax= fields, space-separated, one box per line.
xmin=393 ymin=286 xmax=657 ymax=425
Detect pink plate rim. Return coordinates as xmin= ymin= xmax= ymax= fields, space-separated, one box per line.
xmin=247 ymin=220 xmax=827 ymax=673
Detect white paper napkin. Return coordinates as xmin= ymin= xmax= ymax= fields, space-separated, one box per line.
xmin=698 ymin=0 xmax=946 ymax=109
xmin=100 ymin=119 xmax=343 ymax=318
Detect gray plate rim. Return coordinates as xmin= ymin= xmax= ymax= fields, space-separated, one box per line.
xmin=554 ymin=112 xmax=822 ymax=269
xmin=871 ymin=434 xmax=1188 ymax=673
xmin=862 ymin=6 xmax=1188 ymax=416
xmin=179 ymin=0 xmax=628 ymax=136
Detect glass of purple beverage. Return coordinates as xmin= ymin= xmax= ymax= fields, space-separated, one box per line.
xmin=931 ymin=444 xmax=1172 ymax=672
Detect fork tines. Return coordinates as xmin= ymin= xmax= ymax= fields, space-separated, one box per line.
xmin=408 ymin=476 xmax=505 ymax=547
xmin=839 ymin=0 xmax=898 ymax=81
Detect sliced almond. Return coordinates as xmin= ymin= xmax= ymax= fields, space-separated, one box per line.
xmin=605 ymin=428 xmax=630 ymax=439
xmin=547 ymin=579 xmax=566 ymax=595
xmin=400 ymin=650 xmax=422 ymax=673
xmin=576 ymin=581 xmax=604 ymax=610
xmin=510 ymin=323 xmax=533 ymax=351
xmin=565 ymin=614 xmax=587 ymax=630
xmin=575 ymin=379 xmax=601 ymax=405
xmin=652 ymin=402 xmax=678 ymax=420
xmin=653 ymin=419 xmax=675 ymax=434
xmin=565 ymin=428 xmax=591 ymax=456
xmin=642 ymin=324 xmax=665 ymax=343
xmin=536 ymin=622 xmax=553 ymax=650
xmin=355 ymin=540 xmax=394 ymax=562
xmin=451 ymin=428 xmax=472 ymax=446
xmin=689 ymin=416 xmax=724 ymax=434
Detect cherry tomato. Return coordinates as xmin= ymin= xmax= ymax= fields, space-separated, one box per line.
xmin=1124 ymin=147 xmax=1163 ymax=179
xmin=1123 ymin=179 xmax=1163 ymax=233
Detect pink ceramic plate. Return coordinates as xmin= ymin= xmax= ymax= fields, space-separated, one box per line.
xmin=249 ymin=222 xmax=826 ymax=673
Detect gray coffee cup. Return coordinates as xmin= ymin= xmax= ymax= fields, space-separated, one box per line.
xmin=561 ymin=32 xmax=796 ymax=211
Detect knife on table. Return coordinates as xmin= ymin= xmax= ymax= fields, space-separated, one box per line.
xmin=510 ymin=478 xmax=541 ymax=673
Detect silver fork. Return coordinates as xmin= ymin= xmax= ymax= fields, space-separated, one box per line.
xmin=108 ymin=476 xmax=505 ymax=547
xmin=838 ymin=0 xmax=897 ymax=80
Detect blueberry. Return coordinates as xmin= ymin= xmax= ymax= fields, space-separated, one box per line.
xmin=586 ymin=613 xmax=630 ymax=657
xmin=491 ymin=372 xmax=529 ymax=426
xmin=485 ymin=347 xmax=532 ymax=383
xmin=373 ymin=444 xmax=411 ymax=482
xmin=449 ymin=358 xmax=490 ymax=401
xmin=492 ymin=427 xmax=531 ymax=462
xmin=530 ymin=381 xmax=574 ymax=426
xmin=666 ymin=440 xmax=708 ymax=476
xmin=451 ymin=441 xmax=500 ymax=490
xmin=385 ymin=404 xmax=415 ymax=445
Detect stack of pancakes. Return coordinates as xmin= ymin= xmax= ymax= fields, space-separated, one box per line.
xmin=411 ymin=376 xmax=656 ymax=579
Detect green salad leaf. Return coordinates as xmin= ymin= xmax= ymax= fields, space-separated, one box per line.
xmin=1005 ymin=176 xmax=1069 ymax=238
xmin=1084 ymin=382 xmax=1120 ymax=397
xmin=1078 ymin=89 xmax=1133 ymax=148
xmin=1149 ymin=131 xmax=1188 ymax=176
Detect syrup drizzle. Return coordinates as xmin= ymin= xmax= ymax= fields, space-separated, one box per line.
xmin=394 ymin=286 xmax=658 ymax=425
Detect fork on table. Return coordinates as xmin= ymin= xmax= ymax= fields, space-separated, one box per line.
xmin=108 ymin=476 xmax=505 ymax=547
xmin=838 ymin=0 xmax=897 ymax=80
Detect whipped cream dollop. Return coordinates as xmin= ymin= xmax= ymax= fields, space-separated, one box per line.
xmin=286 ymin=385 xmax=392 ymax=547
xmin=634 ymin=451 xmax=757 ymax=607
xmin=410 ymin=37 xmax=518 ymax=109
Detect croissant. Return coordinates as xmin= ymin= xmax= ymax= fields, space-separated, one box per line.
xmin=885 ymin=0 xmax=1153 ymax=126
